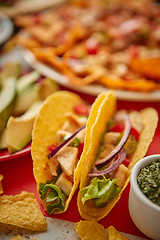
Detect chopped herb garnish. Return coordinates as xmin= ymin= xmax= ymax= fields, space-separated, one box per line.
xmin=137 ymin=160 xmax=160 ymax=206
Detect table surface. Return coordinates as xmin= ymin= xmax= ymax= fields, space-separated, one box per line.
xmin=0 ymin=85 xmax=159 ymax=239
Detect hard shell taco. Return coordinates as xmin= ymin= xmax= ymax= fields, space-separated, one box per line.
xmin=77 ymin=91 xmax=158 ymax=221
xmin=31 ymin=91 xmax=91 ymax=214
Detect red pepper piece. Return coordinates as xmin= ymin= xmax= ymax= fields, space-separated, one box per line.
xmin=130 ymin=127 xmax=140 ymax=141
xmin=110 ymin=123 xmax=140 ymax=141
xmin=110 ymin=123 xmax=124 ymax=132
xmin=78 ymin=143 xmax=84 ymax=158
xmin=48 ymin=144 xmax=56 ymax=152
xmin=74 ymin=103 xmax=90 ymax=116
xmin=123 ymin=157 xmax=131 ymax=167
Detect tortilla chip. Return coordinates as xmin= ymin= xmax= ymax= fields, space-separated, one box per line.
xmin=0 ymin=174 xmax=3 ymax=195
xmin=75 ymin=220 xmax=105 ymax=240
xmin=108 ymin=226 xmax=129 ymax=240
xmin=11 ymin=236 xmax=24 ymax=240
xmin=31 ymin=91 xmax=84 ymax=213
xmin=77 ymin=91 xmax=158 ymax=221
xmin=0 ymin=191 xmax=47 ymax=233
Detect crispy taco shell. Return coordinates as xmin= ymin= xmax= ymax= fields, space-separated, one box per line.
xmin=77 ymin=91 xmax=158 ymax=220
xmin=31 ymin=91 xmax=84 ymax=213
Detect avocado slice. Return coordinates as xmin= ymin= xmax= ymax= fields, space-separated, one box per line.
xmin=0 ymin=62 xmax=21 ymax=82
xmin=17 ymin=71 xmax=40 ymax=92
xmin=39 ymin=77 xmax=59 ymax=100
xmin=13 ymin=84 xmax=40 ymax=116
xmin=0 ymin=128 xmax=7 ymax=149
xmin=6 ymin=101 xmax=43 ymax=153
xmin=0 ymin=77 xmax=17 ymax=136
xmin=13 ymin=71 xmax=41 ymax=115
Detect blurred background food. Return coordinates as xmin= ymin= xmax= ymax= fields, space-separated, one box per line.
xmin=13 ymin=0 xmax=160 ymax=92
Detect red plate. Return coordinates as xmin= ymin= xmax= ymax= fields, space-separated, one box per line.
xmin=0 ymin=144 xmax=31 ymax=161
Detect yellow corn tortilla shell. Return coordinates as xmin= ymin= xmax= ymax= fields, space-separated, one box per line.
xmin=31 ymin=91 xmax=84 ymax=213
xmin=75 ymin=220 xmax=105 ymax=240
xmin=107 ymin=226 xmax=129 ymax=240
xmin=0 ymin=191 xmax=47 ymax=233
xmin=77 ymin=91 xmax=158 ymax=221
xmin=0 ymin=174 xmax=3 ymax=195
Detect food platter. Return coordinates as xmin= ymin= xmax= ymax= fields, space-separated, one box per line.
xmin=0 ymin=11 xmax=13 ymax=45
xmin=0 ymin=217 xmax=148 ymax=240
xmin=0 ymin=0 xmax=65 ymax=17
xmin=0 ymin=144 xmax=31 ymax=162
xmin=21 ymin=48 xmax=160 ymax=102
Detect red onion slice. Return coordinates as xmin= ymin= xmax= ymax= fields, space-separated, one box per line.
xmin=95 ymin=112 xmax=131 ymax=168
xmin=48 ymin=125 xmax=85 ymax=159
xmin=88 ymin=149 xmax=127 ymax=177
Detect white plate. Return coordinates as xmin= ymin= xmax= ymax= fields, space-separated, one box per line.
xmin=21 ymin=48 xmax=160 ymax=102
xmin=0 ymin=0 xmax=65 ymax=17
xmin=0 ymin=12 xmax=13 ymax=45
xmin=0 ymin=217 xmax=148 ymax=240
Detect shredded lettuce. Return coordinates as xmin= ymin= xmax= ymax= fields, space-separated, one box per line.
xmin=81 ymin=176 xmax=121 ymax=207
xmin=39 ymin=179 xmax=67 ymax=214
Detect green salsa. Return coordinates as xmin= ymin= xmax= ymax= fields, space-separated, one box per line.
xmin=137 ymin=160 xmax=160 ymax=206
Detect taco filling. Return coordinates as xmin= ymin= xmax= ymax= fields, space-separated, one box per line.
xmin=38 ymin=102 xmax=89 ymax=214
xmin=81 ymin=110 xmax=142 ymax=208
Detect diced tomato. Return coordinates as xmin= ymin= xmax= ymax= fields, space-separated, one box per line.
xmin=130 ymin=127 xmax=140 ymax=141
xmin=32 ymin=13 xmax=42 ymax=25
xmin=110 ymin=123 xmax=124 ymax=132
xmin=123 ymin=157 xmax=131 ymax=167
xmin=85 ymin=38 xmax=99 ymax=55
xmin=128 ymin=45 xmax=140 ymax=58
xmin=48 ymin=144 xmax=56 ymax=152
xmin=74 ymin=103 xmax=90 ymax=116
xmin=78 ymin=143 xmax=84 ymax=158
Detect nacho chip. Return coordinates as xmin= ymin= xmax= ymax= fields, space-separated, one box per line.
xmin=0 ymin=191 xmax=47 ymax=233
xmin=0 ymin=174 xmax=3 ymax=195
xmin=108 ymin=226 xmax=129 ymax=240
xmin=77 ymin=91 xmax=158 ymax=220
xmin=31 ymin=91 xmax=85 ymax=213
xmin=11 ymin=236 xmax=24 ymax=240
xmin=75 ymin=220 xmax=105 ymax=240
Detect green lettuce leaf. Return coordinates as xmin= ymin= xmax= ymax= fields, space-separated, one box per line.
xmin=39 ymin=179 xmax=67 ymax=214
xmin=81 ymin=176 xmax=121 ymax=207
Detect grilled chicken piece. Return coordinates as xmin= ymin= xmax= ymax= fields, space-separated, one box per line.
xmin=76 ymin=128 xmax=85 ymax=143
xmin=109 ymin=164 xmax=128 ymax=188
xmin=55 ymin=172 xmax=73 ymax=196
xmin=99 ymin=144 xmax=114 ymax=159
xmin=62 ymin=113 xmax=87 ymax=133
xmin=57 ymin=146 xmax=78 ymax=175
xmin=49 ymin=156 xmax=59 ymax=176
xmin=104 ymin=132 xmax=120 ymax=146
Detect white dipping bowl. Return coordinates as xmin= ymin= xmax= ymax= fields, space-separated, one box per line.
xmin=129 ymin=154 xmax=160 ymax=240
